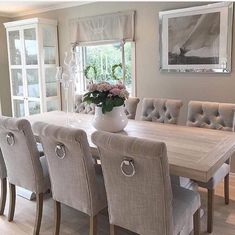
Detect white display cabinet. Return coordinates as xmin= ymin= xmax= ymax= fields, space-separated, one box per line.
xmin=4 ymin=18 xmax=61 ymax=117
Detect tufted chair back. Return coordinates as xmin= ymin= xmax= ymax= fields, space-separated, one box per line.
xmin=187 ymin=101 xmax=235 ymax=131
xmin=0 ymin=117 xmax=45 ymax=193
xmin=33 ymin=122 xmax=107 ymax=216
xmin=92 ymin=131 xmax=173 ymax=235
xmin=75 ymin=94 xmax=140 ymax=120
xmin=124 ymin=97 xmax=140 ymax=119
xmin=141 ymin=98 xmax=183 ymax=124
xmin=74 ymin=94 xmax=95 ymax=114
xmin=0 ymin=149 xmax=6 ymax=180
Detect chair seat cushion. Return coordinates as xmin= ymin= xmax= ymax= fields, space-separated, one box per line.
xmin=197 ymin=163 xmax=230 ymax=189
xmin=39 ymin=156 xmax=51 ymax=193
xmin=172 ymin=186 xmax=201 ymax=235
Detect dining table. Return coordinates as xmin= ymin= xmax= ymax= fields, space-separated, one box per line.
xmin=26 ymin=111 xmax=235 ymax=183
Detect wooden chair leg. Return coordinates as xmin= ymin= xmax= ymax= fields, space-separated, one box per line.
xmin=207 ymin=189 xmax=214 ymax=233
xmin=89 ymin=215 xmax=97 ymax=235
xmin=193 ymin=208 xmax=200 ymax=235
xmin=0 ymin=178 xmax=7 ymax=215
xmin=33 ymin=193 xmax=43 ymax=235
xmin=8 ymin=183 xmax=16 ymax=222
xmin=224 ymin=174 xmax=229 ymax=205
xmin=110 ymin=224 xmax=116 ymax=235
xmin=54 ymin=200 xmax=61 ymax=235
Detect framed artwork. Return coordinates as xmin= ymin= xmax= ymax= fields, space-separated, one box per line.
xmin=159 ymin=2 xmax=233 ymax=73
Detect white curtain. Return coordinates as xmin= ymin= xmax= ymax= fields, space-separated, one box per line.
xmin=69 ymin=11 xmax=135 ymax=45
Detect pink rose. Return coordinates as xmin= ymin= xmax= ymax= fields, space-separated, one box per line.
xmin=110 ymin=88 xmax=121 ymax=96
xmin=97 ymin=82 xmax=112 ymax=92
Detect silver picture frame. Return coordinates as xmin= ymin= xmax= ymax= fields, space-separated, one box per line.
xmin=159 ymin=2 xmax=233 ymax=73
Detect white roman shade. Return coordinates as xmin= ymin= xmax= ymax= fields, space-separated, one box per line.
xmin=69 ymin=11 xmax=135 ymax=45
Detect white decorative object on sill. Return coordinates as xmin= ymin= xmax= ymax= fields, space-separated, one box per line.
xmin=92 ymin=106 xmax=128 ymax=133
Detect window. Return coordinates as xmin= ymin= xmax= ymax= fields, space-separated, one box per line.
xmin=75 ymin=42 xmax=135 ymax=96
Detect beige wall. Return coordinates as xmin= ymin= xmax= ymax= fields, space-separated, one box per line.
xmin=0 ymin=16 xmax=11 ymax=116
xmin=15 ymin=2 xmax=235 ymax=123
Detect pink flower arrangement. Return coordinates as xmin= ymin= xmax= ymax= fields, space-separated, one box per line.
xmin=84 ymin=81 xmax=129 ymax=113
xmin=87 ymin=81 xmax=129 ymax=99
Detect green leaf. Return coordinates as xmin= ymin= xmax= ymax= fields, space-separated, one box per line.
xmin=113 ymin=97 xmax=124 ymax=107
xmin=106 ymin=105 xmax=113 ymax=112
xmin=102 ymin=105 xmax=106 ymax=114
xmin=83 ymin=96 xmax=90 ymax=102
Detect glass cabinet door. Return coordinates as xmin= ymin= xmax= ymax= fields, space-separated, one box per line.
xmin=26 ymin=69 xmax=41 ymax=115
xmin=11 ymin=69 xmax=23 ymax=96
xmin=43 ymin=27 xmax=56 ymax=64
xmin=13 ymin=99 xmax=25 ymax=117
xmin=24 ymin=28 xmax=38 ymax=65
xmin=28 ymin=100 xmax=41 ymax=115
xmin=45 ymin=67 xmax=58 ymax=97
xmin=26 ymin=69 xmax=40 ymax=98
xmin=8 ymin=30 xmax=21 ymax=65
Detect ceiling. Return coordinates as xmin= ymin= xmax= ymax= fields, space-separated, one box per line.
xmin=0 ymin=1 xmax=90 ymax=18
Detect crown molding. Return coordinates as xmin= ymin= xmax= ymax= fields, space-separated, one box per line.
xmin=0 ymin=12 xmax=12 ymax=18
xmin=0 ymin=1 xmax=94 ymax=18
xmin=4 ymin=18 xmax=58 ymax=28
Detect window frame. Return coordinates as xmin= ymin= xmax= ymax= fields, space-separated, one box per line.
xmin=75 ymin=41 xmax=136 ymax=97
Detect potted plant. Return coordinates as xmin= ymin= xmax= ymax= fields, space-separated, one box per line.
xmin=83 ymin=81 xmax=129 ymax=132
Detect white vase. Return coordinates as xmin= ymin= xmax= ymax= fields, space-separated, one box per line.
xmin=92 ymin=106 xmax=128 ymax=132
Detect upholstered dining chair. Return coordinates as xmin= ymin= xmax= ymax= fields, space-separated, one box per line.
xmin=92 ymin=131 xmax=201 ymax=235
xmin=141 ymin=98 xmax=183 ymax=124
xmin=186 ymin=100 xmax=235 ymax=233
xmin=124 ymin=97 xmax=140 ymax=119
xmin=140 ymin=98 xmax=192 ymax=189
xmin=0 ymin=148 xmax=7 ymax=215
xmin=33 ymin=122 xmax=107 ymax=235
xmin=75 ymin=94 xmax=140 ymax=120
xmin=0 ymin=117 xmax=50 ymax=235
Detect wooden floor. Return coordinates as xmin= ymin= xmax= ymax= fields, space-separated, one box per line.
xmin=1 ymin=176 xmax=235 ymax=235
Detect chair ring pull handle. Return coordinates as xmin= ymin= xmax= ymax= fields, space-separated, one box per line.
xmin=120 ymin=158 xmax=135 ymax=177
xmin=55 ymin=143 xmax=66 ymax=159
xmin=6 ymin=132 xmax=15 ymax=146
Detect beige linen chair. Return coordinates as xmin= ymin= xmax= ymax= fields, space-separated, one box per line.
xmin=0 ymin=148 xmax=7 ymax=215
xmin=92 ymin=131 xmax=201 ymax=235
xmin=0 ymin=117 xmax=50 ymax=235
xmin=187 ymin=101 xmax=235 ymax=233
xmin=75 ymin=94 xmax=140 ymax=119
xmin=141 ymin=98 xmax=183 ymax=124
xmin=141 ymin=98 xmax=193 ymax=191
xmin=124 ymin=97 xmax=140 ymax=119
xmin=33 ymin=122 xmax=107 ymax=235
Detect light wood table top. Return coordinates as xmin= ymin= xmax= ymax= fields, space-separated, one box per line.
xmin=26 ymin=111 xmax=235 ymax=183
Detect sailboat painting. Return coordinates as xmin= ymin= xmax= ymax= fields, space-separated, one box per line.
xmin=168 ymin=12 xmax=220 ymax=65
xmin=159 ymin=2 xmax=233 ymax=73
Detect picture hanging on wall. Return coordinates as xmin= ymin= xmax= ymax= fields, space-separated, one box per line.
xmin=159 ymin=2 xmax=233 ymax=73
